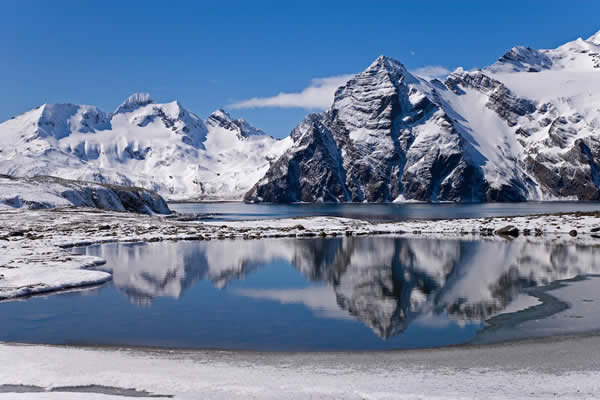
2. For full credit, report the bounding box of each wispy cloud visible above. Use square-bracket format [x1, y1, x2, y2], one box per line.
[228, 74, 354, 110]
[229, 66, 450, 110]
[411, 65, 451, 80]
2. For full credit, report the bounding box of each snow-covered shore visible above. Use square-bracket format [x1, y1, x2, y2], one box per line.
[1, 332, 599, 399]
[1, 207, 599, 300]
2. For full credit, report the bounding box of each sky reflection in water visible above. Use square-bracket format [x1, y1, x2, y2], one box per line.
[1, 236, 599, 351]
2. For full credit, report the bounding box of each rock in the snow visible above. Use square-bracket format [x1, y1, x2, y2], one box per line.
[495, 225, 519, 237]
[0, 175, 171, 214]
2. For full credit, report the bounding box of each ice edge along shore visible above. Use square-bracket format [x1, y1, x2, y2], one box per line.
[1, 208, 599, 300]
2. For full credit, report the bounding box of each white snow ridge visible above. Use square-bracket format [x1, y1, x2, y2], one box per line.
[0, 94, 291, 201]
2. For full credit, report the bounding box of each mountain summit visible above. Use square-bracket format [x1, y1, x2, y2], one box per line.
[114, 92, 154, 114]
[0, 96, 291, 200]
[246, 32, 600, 203]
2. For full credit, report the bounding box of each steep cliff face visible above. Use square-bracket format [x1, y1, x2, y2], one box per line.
[245, 56, 531, 203]
[247, 30, 600, 203]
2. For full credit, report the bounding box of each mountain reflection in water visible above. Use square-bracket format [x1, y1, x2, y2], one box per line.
[84, 237, 600, 339]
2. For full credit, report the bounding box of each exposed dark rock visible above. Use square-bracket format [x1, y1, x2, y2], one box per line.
[0, 175, 171, 214]
[496, 225, 519, 237]
[246, 56, 526, 203]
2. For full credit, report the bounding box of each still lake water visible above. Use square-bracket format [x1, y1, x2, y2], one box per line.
[169, 201, 600, 222]
[1, 236, 599, 351]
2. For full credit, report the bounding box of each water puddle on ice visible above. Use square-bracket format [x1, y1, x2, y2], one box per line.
[1, 237, 600, 351]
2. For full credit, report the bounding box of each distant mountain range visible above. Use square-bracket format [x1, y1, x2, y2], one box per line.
[2, 30, 600, 202]
[0, 94, 290, 200]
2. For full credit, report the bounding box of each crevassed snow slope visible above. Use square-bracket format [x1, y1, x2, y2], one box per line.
[0, 94, 291, 200]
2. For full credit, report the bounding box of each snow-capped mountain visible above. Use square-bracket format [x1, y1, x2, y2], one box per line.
[246, 30, 600, 202]
[0, 94, 291, 200]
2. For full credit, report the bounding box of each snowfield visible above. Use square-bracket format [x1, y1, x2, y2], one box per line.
[1, 207, 599, 300]
[0, 333, 599, 399]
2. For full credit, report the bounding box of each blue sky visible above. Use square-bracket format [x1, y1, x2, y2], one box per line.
[1, 0, 599, 138]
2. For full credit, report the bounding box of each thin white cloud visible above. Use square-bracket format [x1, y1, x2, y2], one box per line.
[229, 74, 355, 110]
[411, 65, 451, 80]
[229, 66, 450, 109]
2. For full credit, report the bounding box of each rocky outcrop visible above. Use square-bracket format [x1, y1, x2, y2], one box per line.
[0, 175, 171, 214]
[485, 46, 553, 73]
[205, 109, 268, 139]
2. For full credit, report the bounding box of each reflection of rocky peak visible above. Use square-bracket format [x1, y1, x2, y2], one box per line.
[319, 238, 460, 338]
[96, 237, 600, 339]
[99, 240, 297, 303]
[290, 237, 600, 336]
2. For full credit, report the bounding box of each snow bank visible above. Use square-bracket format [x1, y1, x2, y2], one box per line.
[0, 333, 599, 399]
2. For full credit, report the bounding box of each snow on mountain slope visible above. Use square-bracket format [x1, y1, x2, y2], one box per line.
[0, 95, 291, 200]
[458, 31, 600, 200]
[246, 56, 531, 202]
[247, 30, 600, 203]
[3, 30, 599, 203]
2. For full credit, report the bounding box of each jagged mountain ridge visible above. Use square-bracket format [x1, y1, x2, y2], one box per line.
[246, 30, 600, 202]
[0, 94, 291, 200]
[2, 29, 600, 203]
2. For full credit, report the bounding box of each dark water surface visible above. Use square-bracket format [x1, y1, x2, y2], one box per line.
[1, 237, 599, 351]
[169, 201, 600, 222]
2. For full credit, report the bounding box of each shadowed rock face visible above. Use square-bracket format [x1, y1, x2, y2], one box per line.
[0, 175, 171, 214]
[245, 56, 502, 203]
[247, 34, 600, 203]
[450, 69, 600, 202]
[525, 138, 600, 200]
